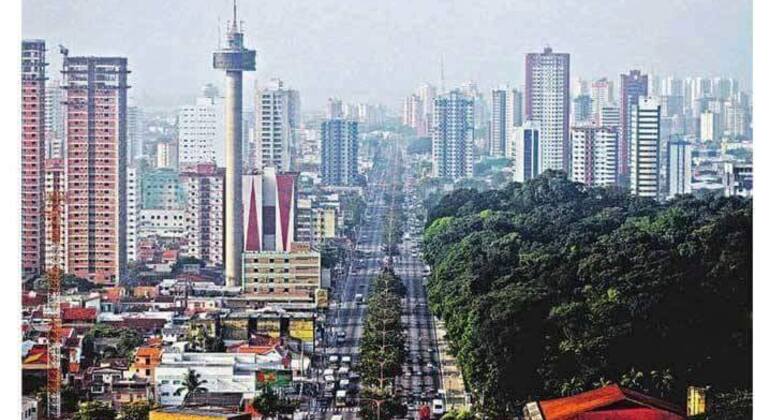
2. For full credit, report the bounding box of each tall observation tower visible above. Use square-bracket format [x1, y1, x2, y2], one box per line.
[213, 0, 256, 288]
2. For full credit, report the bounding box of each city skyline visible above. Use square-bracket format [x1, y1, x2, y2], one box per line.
[23, 0, 752, 111]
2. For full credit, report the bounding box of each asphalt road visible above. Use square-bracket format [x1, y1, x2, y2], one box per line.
[308, 148, 442, 419]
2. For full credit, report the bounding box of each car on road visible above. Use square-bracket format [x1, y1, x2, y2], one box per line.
[432, 399, 445, 416]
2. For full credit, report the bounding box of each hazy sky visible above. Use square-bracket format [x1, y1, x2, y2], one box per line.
[23, 0, 752, 112]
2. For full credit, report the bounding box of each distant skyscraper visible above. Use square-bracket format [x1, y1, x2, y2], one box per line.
[507, 88, 524, 129]
[255, 79, 299, 171]
[62, 53, 129, 284]
[156, 141, 179, 169]
[418, 83, 437, 130]
[180, 163, 224, 267]
[489, 89, 508, 157]
[21, 40, 47, 278]
[321, 119, 359, 186]
[620, 70, 649, 182]
[326, 98, 344, 119]
[525, 47, 570, 172]
[599, 106, 621, 129]
[178, 85, 225, 166]
[432, 90, 474, 180]
[723, 100, 749, 138]
[591, 77, 614, 122]
[570, 126, 618, 187]
[629, 97, 661, 200]
[667, 140, 692, 198]
[511, 122, 541, 183]
[127, 106, 144, 164]
[572, 95, 593, 125]
[126, 166, 139, 263]
[402, 94, 427, 136]
[699, 110, 721, 142]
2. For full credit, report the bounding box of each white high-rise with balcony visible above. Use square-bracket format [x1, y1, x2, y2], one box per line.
[525, 47, 570, 172]
[630, 97, 662, 199]
[432, 90, 474, 180]
[178, 84, 225, 166]
[255, 79, 300, 172]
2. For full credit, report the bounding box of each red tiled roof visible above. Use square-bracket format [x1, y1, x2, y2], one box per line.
[22, 292, 46, 307]
[62, 307, 97, 322]
[537, 385, 686, 420]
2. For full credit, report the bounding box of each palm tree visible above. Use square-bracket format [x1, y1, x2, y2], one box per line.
[174, 369, 209, 406]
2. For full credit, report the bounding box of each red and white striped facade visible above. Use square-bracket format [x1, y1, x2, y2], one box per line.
[62, 55, 129, 284]
[242, 168, 296, 253]
[21, 40, 47, 278]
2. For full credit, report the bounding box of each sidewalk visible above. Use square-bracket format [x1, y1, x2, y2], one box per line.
[433, 317, 470, 411]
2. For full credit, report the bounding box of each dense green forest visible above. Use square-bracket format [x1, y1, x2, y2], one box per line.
[423, 171, 751, 418]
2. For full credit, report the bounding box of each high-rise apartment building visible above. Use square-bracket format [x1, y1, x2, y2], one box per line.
[525, 47, 570, 172]
[599, 105, 621, 128]
[126, 166, 139, 263]
[570, 126, 618, 187]
[156, 140, 179, 169]
[489, 89, 508, 157]
[667, 140, 692, 198]
[321, 119, 359, 186]
[507, 88, 524, 129]
[21, 40, 47, 278]
[629, 97, 661, 200]
[699, 110, 721, 142]
[418, 83, 437, 130]
[511, 122, 541, 183]
[591, 77, 614, 122]
[255, 79, 299, 172]
[432, 90, 474, 180]
[62, 53, 129, 284]
[127, 106, 144, 164]
[326, 98, 343, 119]
[180, 163, 224, 267]
[402, 94, 427, 137]
[178, 85, 225, 166]
[44, 159, 65, 272]
[620, 70, 649, 182]
[572, 95, 593, 125]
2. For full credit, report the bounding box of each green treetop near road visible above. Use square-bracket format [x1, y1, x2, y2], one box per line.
[422, 171, 752, 419]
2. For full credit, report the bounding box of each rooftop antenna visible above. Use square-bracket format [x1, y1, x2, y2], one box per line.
[217, 16, 221, 48]
[232, 0, 238, 32]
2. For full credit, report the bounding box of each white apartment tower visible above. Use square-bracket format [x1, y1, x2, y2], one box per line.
[180, 163, 225, 267]
[667, 140, 692, 198]
[432, 90, 474, 180]
[570, 126, 619, 187]
[255, 79, 299, 172]
[525, 47, 571, 172]
[178, 84, 225, 166]
[490, 89, 508, 157]
[512, 122, 541, 183]
[630, 97, 662, 199]
[126, 166, 139, 262]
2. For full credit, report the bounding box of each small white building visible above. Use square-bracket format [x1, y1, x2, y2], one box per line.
[155, 351, 289, 406]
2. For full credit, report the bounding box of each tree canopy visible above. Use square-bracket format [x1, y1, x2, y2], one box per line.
[423, 171, 751, 418]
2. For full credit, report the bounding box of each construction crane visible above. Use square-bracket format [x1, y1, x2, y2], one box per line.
[44, 190, 63, 419]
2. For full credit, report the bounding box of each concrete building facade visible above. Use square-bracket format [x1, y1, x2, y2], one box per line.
[22, 40, 47, 278]
[62, 54, 129, 284]
[525, 47, 570, 172]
